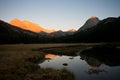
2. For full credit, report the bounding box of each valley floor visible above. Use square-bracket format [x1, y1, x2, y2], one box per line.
[0, 43, 120, 80]
[1, 43, 119, 51]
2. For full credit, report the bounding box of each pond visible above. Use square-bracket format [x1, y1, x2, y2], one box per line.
[39, 47, 120, 80]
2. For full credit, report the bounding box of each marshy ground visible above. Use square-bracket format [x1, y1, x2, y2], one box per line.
[0, 43, 120, 80]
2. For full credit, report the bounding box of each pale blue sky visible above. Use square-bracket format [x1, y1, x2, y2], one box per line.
[0, 0, 120, 30]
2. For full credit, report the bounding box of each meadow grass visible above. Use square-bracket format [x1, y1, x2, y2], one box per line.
[0, 43, 120, 80]
[0, 44, 76, 80]
[0, 51, 74, 80]
[0, 43, 111, 51]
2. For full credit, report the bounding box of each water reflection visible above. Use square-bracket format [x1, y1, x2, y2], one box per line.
[80, 46, 120, 76]
[80, 54, 107, 75]
[87, 66, 107, 75]
[69, 56, 74, 59]
[45, 53, 57, 59]
[80, 46, 120, 67]
[39, 46, 120, 80]
[45, 53, 57, 62]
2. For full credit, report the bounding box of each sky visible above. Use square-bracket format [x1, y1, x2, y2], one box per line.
[0, 0, 120, 31]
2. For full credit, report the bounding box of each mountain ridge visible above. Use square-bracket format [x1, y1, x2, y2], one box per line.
[0, 16, 120, 44]
[73, 16, 120, 42]
[10, 18, 55, 33]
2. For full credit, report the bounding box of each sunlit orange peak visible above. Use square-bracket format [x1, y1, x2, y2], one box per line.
[9, 18, 56, 33]
[90, 16, 97, 19]
[67, 29, 76, 32]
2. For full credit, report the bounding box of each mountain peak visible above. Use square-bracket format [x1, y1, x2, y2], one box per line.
[9, 18, 56, 33]
[10, 18, 26, 29]
[90, 16, 97, 19]
[12, 18, 21, 21]
[66, 29, 76, 32]
[23, 20, 30, 22]
[77, 16, 100, 32]
[10, 18, 22, 23]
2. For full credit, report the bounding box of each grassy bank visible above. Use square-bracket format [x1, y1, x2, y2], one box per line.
[0, 51, 74, 80]
[0, 44, 75, 80]
[0, 43, 114, 51]
[0, 43, 120, 80]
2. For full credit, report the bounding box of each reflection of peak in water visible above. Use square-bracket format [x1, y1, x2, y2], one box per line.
[80, 46, 120, 67]
[87, 67, 107, 75]
[83, 56, 102, 67]
[45, 54, 57, 59]
[84, 57, 107, 75]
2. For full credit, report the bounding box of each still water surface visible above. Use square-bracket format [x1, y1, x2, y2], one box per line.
[39, 48, 120, 80]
